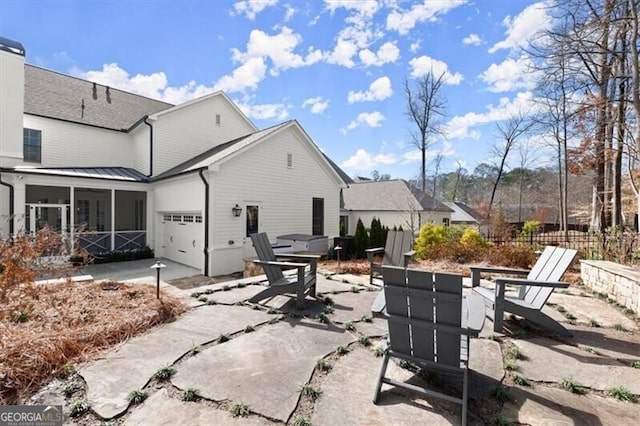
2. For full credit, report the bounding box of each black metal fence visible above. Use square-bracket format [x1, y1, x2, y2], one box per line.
[486, 231, 640, 264]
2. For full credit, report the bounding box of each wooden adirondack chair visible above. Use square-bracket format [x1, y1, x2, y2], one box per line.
[248, 232, 319, 309]
[366, 230, 415, 285]
[470, 246, 577, 336]
[373, 266, 484, 426]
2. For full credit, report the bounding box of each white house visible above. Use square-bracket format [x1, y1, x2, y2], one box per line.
[444, 202, 482, 228]
[341, 179, 453, 235]
[0, 37, 348, 276]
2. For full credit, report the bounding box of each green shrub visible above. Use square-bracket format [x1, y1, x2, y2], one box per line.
[415, 223, 450, 258]
[369, 217, 384, 248]
[354, 218, 369, 259]
[520, 220, 542, 240]
[460, 227, 487, 247]
[91, 246, 154, 264]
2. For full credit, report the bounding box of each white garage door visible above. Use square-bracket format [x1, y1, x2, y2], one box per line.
[161, 213, 203, 269]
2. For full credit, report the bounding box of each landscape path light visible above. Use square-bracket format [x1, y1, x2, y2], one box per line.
[150, 260, 167, 299]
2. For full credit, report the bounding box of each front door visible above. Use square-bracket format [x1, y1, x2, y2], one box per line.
[243, 203, 261, 258]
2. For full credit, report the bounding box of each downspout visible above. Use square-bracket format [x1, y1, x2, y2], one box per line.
[0, 173, 15, 236]
[198, 169, 210, 276]
[144, 116, 154, 177]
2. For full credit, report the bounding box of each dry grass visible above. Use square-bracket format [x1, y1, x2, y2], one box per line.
[0, 280, 187, 404]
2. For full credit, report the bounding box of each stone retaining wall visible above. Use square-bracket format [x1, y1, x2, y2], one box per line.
[580, 260, 640, 312]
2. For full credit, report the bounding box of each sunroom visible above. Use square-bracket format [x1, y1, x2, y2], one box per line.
[5, 167, 150, 255]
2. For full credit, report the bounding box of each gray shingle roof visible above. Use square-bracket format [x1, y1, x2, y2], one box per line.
[342, 180, 453, 212]
[24, 65, 173, 131]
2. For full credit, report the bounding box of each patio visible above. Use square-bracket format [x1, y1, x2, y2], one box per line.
[29, 265, 640, 425]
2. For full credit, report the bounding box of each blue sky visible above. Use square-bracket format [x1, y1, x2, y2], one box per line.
[0, 0, 551, 180]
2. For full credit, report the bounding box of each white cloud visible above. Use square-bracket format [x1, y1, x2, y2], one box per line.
[462, 33, 482, 46]
[445, 91, 536, 139]
[386, 0, 467, 35]
[79, 63, 215, 104]
[347, 76, 392, 103]
[283, 5, 296, 21]
[340, 148, 397, 171]
[233, 0, 278, 20]
[325, 38, 358, 68]
[324, 0, 379, 17]
[479, 56, 539, 92]
[408, 55, 463, 85]
[409, 40, 421, 53]
[232, 27, 322, 75]
[302, 97, 329, 114]
[343, 111, 385, 133]
[235, 98, 289, 120]
[489, 1, 550, 53]
[359, 41, 400, 67]
[213, 57, 267, 93]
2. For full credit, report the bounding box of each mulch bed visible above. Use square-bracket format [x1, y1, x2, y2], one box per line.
[0, 280, 188, 405]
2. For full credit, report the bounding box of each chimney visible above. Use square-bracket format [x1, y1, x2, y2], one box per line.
[0, 36, 26, 168]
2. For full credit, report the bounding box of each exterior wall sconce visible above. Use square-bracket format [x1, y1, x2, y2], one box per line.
[232, 204, 243, 217]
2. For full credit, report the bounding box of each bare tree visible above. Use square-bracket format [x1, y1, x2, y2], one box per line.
[452, 160, 467, 201]
[404, 71, 448, 192]
[431, 153, 443, 197]
[487, 112, 535, 221]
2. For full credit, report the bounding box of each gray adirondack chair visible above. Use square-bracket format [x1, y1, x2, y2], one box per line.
[470, 246, 577, 336]
[373, 266, 484, 426]
[248, 232, 319, 309]
[366, 230, 415, 284]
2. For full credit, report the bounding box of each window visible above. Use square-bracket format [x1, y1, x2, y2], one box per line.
[23, 128, 41, 163]
[442, 217, 450, 227]
[183, 215, 194, 223]
[339, 215, 349, 236]
[246, 205, 259, 237]
[215, 114, 221, 125]
[287, 153, 293, 168]
[134, 199, 145, 229]
[195, 215, 203, 223]
[312, 198, 324, 235]
[163, 214, 171, 222]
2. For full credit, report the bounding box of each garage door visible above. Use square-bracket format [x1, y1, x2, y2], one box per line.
[161, 213, 203, 269]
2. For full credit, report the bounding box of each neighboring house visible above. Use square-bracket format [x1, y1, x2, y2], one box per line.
[0, 37, 348, 276]
[444, 202, 482, 228]
[341, 179, 453, 235]
[497, 204, 590, 232]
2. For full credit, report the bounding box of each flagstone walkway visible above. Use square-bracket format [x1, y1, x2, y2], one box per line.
[29, 269, 640, 425]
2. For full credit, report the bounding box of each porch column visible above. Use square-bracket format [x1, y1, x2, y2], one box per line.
[70, 186, 75, 251]
[13, 179, 26, 234]
[111, 189, 115, 251]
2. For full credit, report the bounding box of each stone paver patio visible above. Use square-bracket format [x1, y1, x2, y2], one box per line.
[30, 269, 640, 425]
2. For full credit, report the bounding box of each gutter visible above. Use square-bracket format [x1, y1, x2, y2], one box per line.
[198, 169, 210, 276]
[144, 116, 154, 177]
[0, 173, 14, 235]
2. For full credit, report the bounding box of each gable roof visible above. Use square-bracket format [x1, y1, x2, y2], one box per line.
[152, 121, 292, 181]
[342, 180, 453, 212]
[24, 65, 173, 131]
[152, 120, 350, 186]
[445, 202, 482, 223]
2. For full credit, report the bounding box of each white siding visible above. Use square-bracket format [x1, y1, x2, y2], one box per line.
[208, 126, 342, 275]
[0, 49, 24, 166]
[22, 116, 132, 168]
[348, 210, 452, 236]
[131, 125, 150, 176]
[151, 95, 255, 176]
